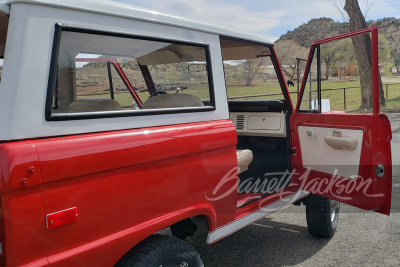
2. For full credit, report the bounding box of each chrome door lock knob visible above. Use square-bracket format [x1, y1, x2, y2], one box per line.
[306, 130, 316, 138]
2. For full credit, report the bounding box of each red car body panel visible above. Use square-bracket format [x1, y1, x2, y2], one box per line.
[0, 142, 49, 267]
[28, 120, 238, 266]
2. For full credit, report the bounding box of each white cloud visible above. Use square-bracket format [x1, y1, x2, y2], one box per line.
[115, 0, 285, 41]
[114, 0, 400, 42]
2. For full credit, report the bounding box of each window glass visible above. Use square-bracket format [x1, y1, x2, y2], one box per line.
[220, 37, 285, 102]
[223, 57, 284, 101]
[147, 62, 210, 101]
[320, 35, 366, 113]
[50, 29, 213, 117]
[298, 33, 379, 114]
[299, 48, 319, 112]
[73, 55, 142, 111]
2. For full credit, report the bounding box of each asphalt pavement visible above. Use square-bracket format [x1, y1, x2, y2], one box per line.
[194, 113, 400, 267]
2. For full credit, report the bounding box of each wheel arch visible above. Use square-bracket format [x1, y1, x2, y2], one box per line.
[112, 205, 216, 265]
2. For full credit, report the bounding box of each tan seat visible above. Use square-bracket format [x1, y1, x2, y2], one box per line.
[237, 149, 253, 174]
[69, 97, 122, 113]
[142, 93, 204, 109]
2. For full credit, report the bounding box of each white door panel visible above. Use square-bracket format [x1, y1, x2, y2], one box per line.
[298, 126, 364, 179]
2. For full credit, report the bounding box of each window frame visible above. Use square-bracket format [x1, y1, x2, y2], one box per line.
[296, 45, 321, 113]
[45, 23, 216, 121]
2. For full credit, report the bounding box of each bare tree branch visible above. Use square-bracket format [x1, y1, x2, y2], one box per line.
[364, 0, 375, 19]
[328, 0, 349, 21]
[237, 58, 265, 86]
[387, 0, 400, 15]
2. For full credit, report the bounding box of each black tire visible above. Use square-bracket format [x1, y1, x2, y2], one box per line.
[114, 234, 204, 267]
[306, 194, 340, 238]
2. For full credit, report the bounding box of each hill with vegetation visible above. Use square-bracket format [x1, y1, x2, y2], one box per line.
[277, 17, 400, 62]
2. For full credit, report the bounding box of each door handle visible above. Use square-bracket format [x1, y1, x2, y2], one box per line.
[324, 135, 358, 150]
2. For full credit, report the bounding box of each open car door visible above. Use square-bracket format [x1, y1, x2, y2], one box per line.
[290, 27, 392, 215]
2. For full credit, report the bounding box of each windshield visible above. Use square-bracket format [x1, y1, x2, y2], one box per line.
[220, 37, 286, 102]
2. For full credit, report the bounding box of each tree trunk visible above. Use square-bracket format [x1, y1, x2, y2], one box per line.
[325, 62, 330, 80]
[344, 0, 385, 109]
[282, 68, 294, 81]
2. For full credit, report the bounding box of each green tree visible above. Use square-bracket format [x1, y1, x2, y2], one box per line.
[378, 33, 391, 63]
[330, 38, 356, 79]
[320, 33, 342, 80]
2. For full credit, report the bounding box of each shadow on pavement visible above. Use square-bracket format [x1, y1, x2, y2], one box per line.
[193, 217, 329, 267]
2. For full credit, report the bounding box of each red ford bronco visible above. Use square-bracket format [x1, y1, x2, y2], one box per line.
[0, 0, 392, 266]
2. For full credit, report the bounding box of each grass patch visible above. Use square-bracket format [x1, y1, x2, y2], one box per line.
[383, 64, 393, 77]
[227, 79, 400, 112]
[78, 79, 400, 113]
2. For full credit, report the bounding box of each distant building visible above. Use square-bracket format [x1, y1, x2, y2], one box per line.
[337, 63, 358, 78]
[391, 65, 400, 74]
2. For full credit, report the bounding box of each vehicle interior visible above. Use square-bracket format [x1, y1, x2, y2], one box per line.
[219, 37, 292, 208]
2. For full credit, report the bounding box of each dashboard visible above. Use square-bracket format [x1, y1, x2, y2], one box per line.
[228, 100, 287, 138]
[230, 111, 286, 137]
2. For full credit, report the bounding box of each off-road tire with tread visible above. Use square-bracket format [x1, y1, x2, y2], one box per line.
[114, 234, 204, 267]
[306, 194, 340, 238]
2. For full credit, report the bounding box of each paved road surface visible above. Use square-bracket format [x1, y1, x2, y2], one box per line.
[194, 113, 400, 267]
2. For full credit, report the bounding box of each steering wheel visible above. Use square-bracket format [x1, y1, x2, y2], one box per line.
[148, 91, 167, 99]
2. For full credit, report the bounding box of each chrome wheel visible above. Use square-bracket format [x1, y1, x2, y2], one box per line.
[330, 201, 340, 229]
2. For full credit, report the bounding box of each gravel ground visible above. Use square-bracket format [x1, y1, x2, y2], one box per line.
[194, 113, 400, 267]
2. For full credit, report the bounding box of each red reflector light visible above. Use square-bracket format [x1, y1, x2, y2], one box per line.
[46, 207, 79, 230]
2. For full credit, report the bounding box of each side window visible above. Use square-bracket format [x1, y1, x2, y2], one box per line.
[297, 34, 373, 114]
[47, 26, 214, 120]
[298, 47, 319, 112]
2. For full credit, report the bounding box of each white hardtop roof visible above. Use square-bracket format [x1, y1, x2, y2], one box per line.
[1, 0, 274, 46]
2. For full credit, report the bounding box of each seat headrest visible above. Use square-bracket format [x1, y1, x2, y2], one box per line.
[142, 93, 205, 109]
[69, 97, 122, 113]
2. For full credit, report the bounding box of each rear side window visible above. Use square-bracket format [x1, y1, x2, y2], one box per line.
[46, 25, 214, 120]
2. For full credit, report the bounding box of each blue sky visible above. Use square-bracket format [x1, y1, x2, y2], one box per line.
[114, 0, 400, 42]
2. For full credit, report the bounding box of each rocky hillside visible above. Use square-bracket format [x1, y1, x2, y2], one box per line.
[278, 17, 400, 62]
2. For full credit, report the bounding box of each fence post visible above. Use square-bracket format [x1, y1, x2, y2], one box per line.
[386, 84, 389, 101]
[343, 88, 346, 110]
